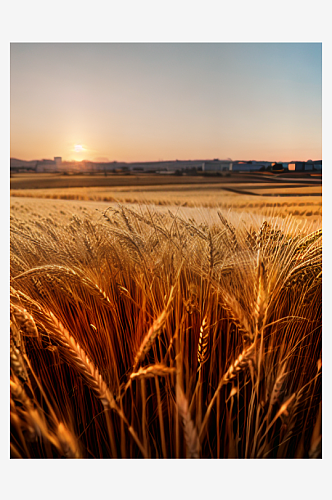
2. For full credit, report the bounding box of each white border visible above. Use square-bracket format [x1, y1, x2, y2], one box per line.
[2, 2, 330, 499]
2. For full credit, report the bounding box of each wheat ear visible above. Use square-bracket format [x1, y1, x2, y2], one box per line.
[57, 423, 81, 458]
[10, 303, 39, 338]
[46, 311, 116, 410]
[221, 290, 254, 341]
[197, 317, 209, 372]
[254, 258, 268, 336]
[133, 286, 174, 371]
[44, 311, 147, 457]
[130, 364, 176, 381]
[176, 384, 200, 458]
[270, 366, 288, 406]
[13, 265, 113, 306]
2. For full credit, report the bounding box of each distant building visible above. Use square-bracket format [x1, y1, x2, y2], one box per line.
[54, 156, 62, 168]
[288, 161, 305, 171]
[288, 160, 322, 172]
[313, 160, 322, 171]
[202, 159, 233, 172]
[36, 156, 61, 172]
[232, 161, 272, 172]
[10, 158, 37, 172]
[36, 159, 56, 172]
[305, 160, 322, 171]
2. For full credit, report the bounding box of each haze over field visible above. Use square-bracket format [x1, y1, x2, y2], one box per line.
[10, 43, 322, 163]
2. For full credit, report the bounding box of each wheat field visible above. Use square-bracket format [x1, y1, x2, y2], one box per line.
[11, 184, 322, 222]
[10, 202, 322, 459]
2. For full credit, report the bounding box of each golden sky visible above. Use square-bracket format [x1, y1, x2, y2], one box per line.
[10, 43, 322, 162]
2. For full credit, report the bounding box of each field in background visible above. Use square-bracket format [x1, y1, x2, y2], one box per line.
[11, 171, 320, 190]
[11, 171, 322, 225]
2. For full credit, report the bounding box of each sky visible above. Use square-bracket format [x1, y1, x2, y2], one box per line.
[10, 43, 322, 162]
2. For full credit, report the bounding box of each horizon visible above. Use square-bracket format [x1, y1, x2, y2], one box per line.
[11, 155, 322, 164]
[10, 43, 322, 162]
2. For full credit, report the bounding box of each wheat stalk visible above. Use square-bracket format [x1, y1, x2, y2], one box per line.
[11, 376, 53, 445]
[308, 402, 322, 458]
[11, 375, 82, 457]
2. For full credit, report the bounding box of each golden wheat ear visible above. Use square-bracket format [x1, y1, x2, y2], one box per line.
[133, 310, 167, 372]
[42, 311, 148, 457]
[197, 316, 209, 372]
[10, 304, 39, 382]
[176, 384, 200, 458]
[253, 257, 268, 338]
[130, 364, 176, 381]
[133, 286, 175, 371]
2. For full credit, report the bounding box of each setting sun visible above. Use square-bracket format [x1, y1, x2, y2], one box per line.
[74, 144, 83, 153]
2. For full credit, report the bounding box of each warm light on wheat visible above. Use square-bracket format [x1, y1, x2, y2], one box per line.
[10, 204, 321, 458]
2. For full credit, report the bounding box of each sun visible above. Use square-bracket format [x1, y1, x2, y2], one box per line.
[74, 144, 83, 153]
